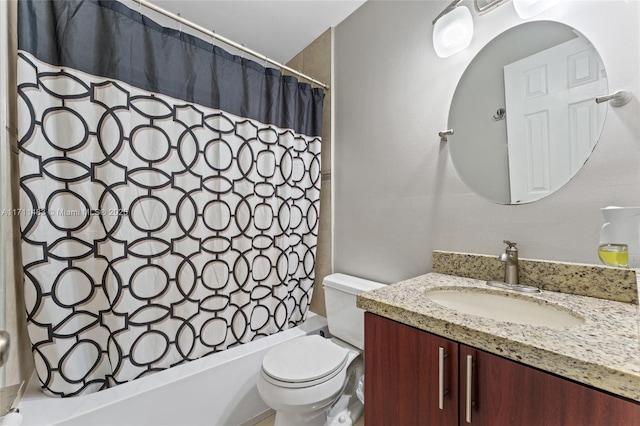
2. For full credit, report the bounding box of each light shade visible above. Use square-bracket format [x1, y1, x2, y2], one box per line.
[513, 0, 562, 19]
[433, 6, 474, 58]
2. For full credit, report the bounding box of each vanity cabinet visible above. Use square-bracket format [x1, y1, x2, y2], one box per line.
[364, 313, 640, 425]
[363, 311, 459, 424]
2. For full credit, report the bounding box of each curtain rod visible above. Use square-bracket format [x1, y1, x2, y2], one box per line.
[134, 0, 330, 90]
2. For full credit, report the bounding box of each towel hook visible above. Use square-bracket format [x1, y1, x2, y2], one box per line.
[439, 129, 454, 142]
[595, 90, 632, 107]
[492, 107, 506, 121]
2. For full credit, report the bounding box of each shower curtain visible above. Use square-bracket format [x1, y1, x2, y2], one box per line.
[17, 0, 323, 397]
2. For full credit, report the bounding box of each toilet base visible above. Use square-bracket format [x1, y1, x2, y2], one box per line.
[273, 409, 327, 426]
[271, 389, 363, 426]
[326, 393, 363, 426]
[258, 338, 364, 426]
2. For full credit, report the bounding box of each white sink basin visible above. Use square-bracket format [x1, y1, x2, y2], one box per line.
[426, 289, 585, 328]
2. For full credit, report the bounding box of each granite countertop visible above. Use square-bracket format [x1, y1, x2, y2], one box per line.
[356, 272, 640, 402]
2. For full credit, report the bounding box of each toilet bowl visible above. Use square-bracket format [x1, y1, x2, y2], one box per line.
[257, 335, 363, 425]
[256, 274, 385, 426]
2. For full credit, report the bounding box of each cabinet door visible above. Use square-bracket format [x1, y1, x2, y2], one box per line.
[364, 313, 459, 425]
[460, 345, 640, 426]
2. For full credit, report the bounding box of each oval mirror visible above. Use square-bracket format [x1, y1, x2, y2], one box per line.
[448, 21, 608, 204]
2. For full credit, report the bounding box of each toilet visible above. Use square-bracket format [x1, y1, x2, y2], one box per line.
[257, 273, 385, 426]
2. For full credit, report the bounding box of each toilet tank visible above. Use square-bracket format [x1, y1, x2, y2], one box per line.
[323, 273, 386, 350]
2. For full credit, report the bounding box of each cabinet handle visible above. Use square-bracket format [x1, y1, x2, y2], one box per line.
[465, 354, 473, 423]
[438, 346, 446, 410]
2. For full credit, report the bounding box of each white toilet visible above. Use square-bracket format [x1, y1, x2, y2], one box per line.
[257, 273, 385, 426]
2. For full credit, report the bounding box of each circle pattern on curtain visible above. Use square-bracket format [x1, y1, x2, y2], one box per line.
[18, 53, 321, 397]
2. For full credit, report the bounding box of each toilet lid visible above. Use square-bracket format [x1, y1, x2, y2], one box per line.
[261, 335, 349, 385]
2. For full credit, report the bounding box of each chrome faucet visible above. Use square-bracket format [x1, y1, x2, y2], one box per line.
[487, 240, 540, 293]
[499, 240, 519, 285]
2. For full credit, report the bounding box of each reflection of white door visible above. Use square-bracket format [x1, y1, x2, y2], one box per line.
[504, 36, 607, 203]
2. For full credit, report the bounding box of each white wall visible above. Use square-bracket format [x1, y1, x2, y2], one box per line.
[334, 0, 640, 284]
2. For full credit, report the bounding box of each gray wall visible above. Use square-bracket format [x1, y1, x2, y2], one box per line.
[334, 0, 640, 284]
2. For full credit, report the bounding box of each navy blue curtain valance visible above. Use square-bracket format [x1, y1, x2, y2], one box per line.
[18, 0, 324, 136]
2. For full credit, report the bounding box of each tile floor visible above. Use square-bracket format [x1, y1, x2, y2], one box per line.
[254, 413, 365, 425]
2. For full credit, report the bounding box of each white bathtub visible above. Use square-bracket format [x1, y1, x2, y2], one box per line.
[17, 313, 328, 426]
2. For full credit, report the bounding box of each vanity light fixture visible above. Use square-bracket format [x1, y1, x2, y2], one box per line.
[513, 0, 562, 19]
[432, 0, 474, 58]
[475, 0, 511, 15]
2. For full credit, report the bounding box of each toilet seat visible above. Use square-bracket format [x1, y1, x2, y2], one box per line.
[261, 335, 350, 389]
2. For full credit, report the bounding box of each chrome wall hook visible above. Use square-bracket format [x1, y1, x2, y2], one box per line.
[492, 107, 506, 121]
[439, 129, 454, 142]
[595, 90, 632, 107]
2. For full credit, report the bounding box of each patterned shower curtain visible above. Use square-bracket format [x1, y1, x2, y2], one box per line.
[17, 0, 323, 397]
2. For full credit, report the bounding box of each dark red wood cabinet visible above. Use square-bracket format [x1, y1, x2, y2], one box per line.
[364, 313, 640, 426]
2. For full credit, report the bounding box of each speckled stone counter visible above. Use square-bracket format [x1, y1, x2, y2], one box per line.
[356, 273, 640, 402]
[433, 250, 638, 304]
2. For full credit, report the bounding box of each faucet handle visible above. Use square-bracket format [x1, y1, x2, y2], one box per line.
[503, 240, 517, 249]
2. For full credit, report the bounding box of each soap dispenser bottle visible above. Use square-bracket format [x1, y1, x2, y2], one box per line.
[599, 206, 640, 267]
